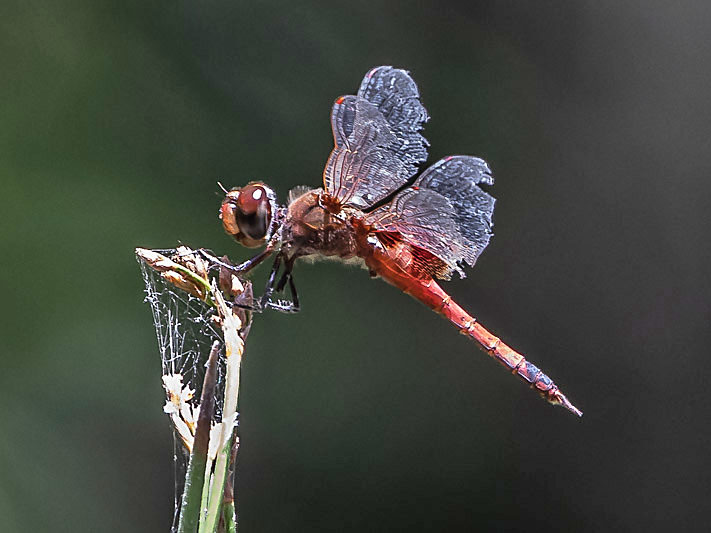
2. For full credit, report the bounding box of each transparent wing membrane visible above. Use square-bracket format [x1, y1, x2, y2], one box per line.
[414, 156, 495, 267]
[366, 156, 495, 278]
[357, 66, 429, 172]
[329, 95, 357, 148]
[365, 188, 464, 279]
[324, 98, 407, 207]
[325, 68, 494, 276]
[324, 66, 429, 209]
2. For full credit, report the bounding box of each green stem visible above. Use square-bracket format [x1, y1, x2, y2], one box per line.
[201, 433, 234, 533]
[170, 263, 216, 306]
[197, 457, 214, 531]
[222, 500, 237, 533]
[177, 341, 220, 533]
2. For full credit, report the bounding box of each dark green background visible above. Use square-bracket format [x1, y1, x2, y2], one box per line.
[2, 1, 709, 531]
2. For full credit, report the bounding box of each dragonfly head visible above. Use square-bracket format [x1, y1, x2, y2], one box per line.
[220, 182, 278, 248]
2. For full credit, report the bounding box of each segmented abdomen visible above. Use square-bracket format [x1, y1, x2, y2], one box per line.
[366, 250, 582, 416]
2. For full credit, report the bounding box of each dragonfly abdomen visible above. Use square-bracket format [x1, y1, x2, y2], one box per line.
[432, 284, 582, 416]
[372, 257, 582, 416]
[458, 317, 580, 413]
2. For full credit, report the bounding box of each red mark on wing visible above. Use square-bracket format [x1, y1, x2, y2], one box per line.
[336, 96, 345, 105]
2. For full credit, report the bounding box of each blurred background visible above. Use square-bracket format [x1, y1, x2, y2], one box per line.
[2, 1, 710, 531]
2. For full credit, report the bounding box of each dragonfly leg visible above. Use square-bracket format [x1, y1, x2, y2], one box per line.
[225, 253, 282, 313]
[258, 253, 283, 308]
[275, 255, 296, 292]
[265, 299, 299, 313]
[287, 274, 300, 312]
[267, 274, 300, 313]
[224, 253, 298, 314]
[198, 247, 273, 274]
[266, 257, 300, 313]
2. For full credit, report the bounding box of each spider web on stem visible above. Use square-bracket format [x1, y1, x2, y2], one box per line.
[138, 248, 234, 531]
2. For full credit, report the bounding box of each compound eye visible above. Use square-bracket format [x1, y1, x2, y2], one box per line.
[235, 184, 271, 241]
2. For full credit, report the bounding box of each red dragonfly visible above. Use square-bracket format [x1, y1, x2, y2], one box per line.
[219, 66, 582, 416]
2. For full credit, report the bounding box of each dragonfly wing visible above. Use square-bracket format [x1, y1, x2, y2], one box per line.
[414, 155, 495, 268]
[323, 97, 403, 208]
[329, 95, 358, 148]
[365, 188, 467, 279]
[357, 66, 429, 172]
[365, 156, 495, 279]
[323, 67, 429, 209]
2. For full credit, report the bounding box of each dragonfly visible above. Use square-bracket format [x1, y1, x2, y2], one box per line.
[218, 66, 582, 416]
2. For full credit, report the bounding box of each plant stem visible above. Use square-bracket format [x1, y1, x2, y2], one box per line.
[197, 457, 214, 531]
[177, 341, 221, 533]
[201, 290, 243, 533]
[223, 500, 237, 533]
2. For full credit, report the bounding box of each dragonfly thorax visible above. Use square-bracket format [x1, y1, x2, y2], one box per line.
[281, 189, 360, 261]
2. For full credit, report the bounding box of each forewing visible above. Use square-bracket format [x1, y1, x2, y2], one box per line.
[323, 98, 404, 208]
[365, 155, 496, 278]
[323, 66, 429, 209]
[357, 66, 429, 172]
[329, 95, 357, 148]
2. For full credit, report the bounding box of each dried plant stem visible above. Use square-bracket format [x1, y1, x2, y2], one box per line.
[200, 289, 243, 533]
